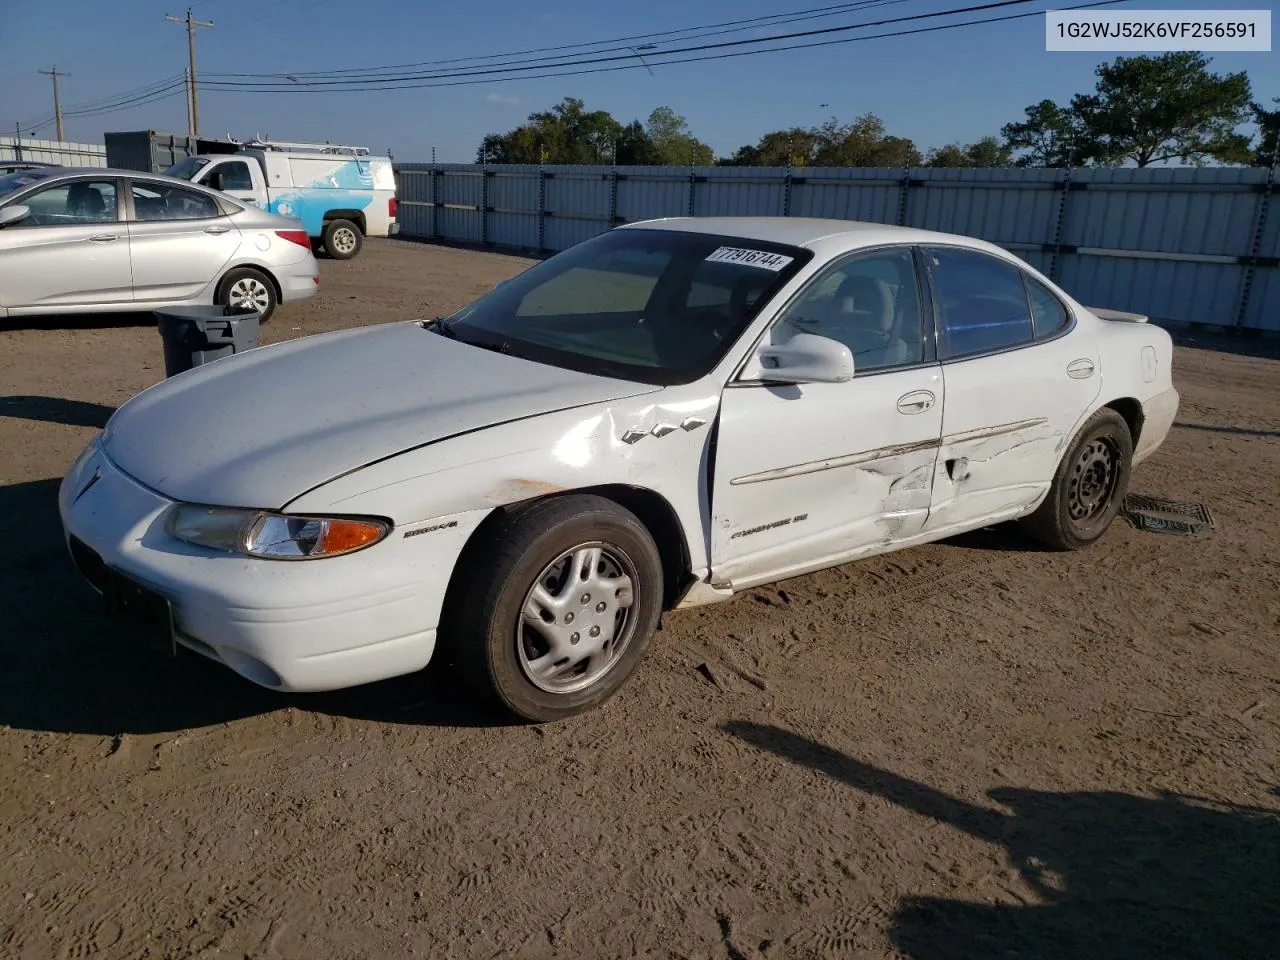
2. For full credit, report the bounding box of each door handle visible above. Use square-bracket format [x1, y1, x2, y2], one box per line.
[204, 225, 231, 235]
[1067, 358, 1095, 379]
[87, 234, 118, 243]
[896, 390, 936, 414]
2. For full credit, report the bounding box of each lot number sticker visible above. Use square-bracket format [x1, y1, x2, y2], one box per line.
[705, 246, 794, 271]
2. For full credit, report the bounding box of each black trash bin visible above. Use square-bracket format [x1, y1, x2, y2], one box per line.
[155, 304, 261, 378]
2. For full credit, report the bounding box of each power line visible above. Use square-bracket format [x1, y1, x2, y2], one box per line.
[62, 80, 189, 119]
[204, 0, 910, 79]
[199, 0, 1131, 96]
[200, 0, 1131, 92]
[165, 8, 214, 135]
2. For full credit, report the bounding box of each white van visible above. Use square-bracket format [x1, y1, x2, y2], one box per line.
[166, 140, 396, 260]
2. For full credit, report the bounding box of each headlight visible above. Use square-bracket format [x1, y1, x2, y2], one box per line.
[167, 505, 390, 559]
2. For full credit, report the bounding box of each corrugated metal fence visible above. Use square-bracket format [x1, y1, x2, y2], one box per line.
[0, 136, 106, 167]
[393, 163, 1280, 332]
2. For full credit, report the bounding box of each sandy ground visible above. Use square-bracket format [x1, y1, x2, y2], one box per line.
[1, 239, 1277, 960]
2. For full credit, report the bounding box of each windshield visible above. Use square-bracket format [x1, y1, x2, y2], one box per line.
[0, 170, 56, 199]
[162, 157, 210, 181]
[440, 228, 811, 385]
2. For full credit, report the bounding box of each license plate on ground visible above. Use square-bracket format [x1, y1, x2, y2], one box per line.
[105, 568, 177, 657]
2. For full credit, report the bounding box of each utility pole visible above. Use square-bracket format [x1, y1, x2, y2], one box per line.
[166, 8, 213, 137]
[38, 67, 68, 141]
[183, 67, 194, 137]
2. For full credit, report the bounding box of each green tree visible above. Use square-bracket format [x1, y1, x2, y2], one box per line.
[925, 136, 1013, 168]
[1253, 98, 1280, 168]
[1070, 52, 1253, 166]
[723, 114, 920, 168]
[1001, 99, 1089, 167]
[614, 120, 660, 165]
[813, 114, 922, 167]
[477, 97, 623, 164]
[644, 106, 714, 165]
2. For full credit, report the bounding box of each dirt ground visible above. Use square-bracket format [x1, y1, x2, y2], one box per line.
[1, 239, 1277, 960]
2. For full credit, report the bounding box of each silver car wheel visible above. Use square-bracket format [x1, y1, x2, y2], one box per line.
[227, 276, 271, 312]
[517, 542, 638, 695]
[332, 226, 358, 255]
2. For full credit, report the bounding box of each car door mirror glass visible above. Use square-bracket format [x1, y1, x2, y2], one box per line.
[0, 204, 31, 227]
[753, 332, 854, 383]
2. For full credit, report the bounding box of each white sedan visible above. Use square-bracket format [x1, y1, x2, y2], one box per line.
[59, 217, 1179, 721]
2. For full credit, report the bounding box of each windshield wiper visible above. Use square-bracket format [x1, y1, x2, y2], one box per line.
[422, 317, 516, 356]
[422, 316, 459, 339]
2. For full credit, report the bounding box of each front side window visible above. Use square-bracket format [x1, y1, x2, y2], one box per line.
[131, 182, 221, 221]
[772, 246, 925, 373]
[439, 228, 811, 385]
[12, 179, 118, 226]
[214, 161, 254, 191]
[926, 246, 1034, 359]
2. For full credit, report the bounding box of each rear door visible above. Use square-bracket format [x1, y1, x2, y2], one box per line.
[125, 178, 242, 304]
[0, 176, 132, 308]
[920, 245, 1101, 534]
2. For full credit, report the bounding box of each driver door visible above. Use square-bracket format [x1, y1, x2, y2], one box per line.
[0, 177, 132, 309]
[709, 245, 944, 589]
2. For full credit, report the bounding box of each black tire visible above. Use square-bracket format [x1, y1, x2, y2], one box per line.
[441, 495, 664, 722]
[322, 218, 362, 260]
[215, 267, 278, 324]
[1020, 407, 1133, 550]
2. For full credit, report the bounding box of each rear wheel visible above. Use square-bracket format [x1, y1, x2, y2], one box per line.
[1020, 407, 1133, 550]
[322, 218, 362, 260]
[441, 495, 664, 722]
[216, 267, 277, 323]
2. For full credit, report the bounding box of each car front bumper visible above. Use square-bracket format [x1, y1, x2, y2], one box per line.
[56, 438, 468, 693]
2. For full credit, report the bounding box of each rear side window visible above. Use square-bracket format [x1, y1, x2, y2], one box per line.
[926, 247, 1034, 359]
[131, 182, 221, 221]
[1025, 274, 1070, 339]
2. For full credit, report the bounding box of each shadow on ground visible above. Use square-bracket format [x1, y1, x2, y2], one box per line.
[1174, 420, 1280, 439]
[1168, 327, 1280, 362]
[724, 721, 1280, 960]
[1, 395, 116, 429]
[0, 478, 509, 736]
[1, 311, 159, 332]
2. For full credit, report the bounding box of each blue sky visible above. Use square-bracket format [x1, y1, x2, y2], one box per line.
[1, 0, 1276, 162]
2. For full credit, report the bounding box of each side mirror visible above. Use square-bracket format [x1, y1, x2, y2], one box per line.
[0, 204, 31, 227]
[207, 172, 224, 191]
[754, 332, 854, 383]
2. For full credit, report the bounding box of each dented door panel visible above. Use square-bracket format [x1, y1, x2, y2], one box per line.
[709, 369, 944, 587]
[925, 336, 1101, 532]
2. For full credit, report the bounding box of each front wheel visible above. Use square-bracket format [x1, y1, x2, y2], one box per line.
[216, 267, 278, 323]
[442, 495, 664, 722]
[1020, 407, 1133, 550]
[322, 219, 362, 260]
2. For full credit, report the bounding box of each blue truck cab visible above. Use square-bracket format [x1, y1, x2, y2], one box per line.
[165, 139, 396, 260]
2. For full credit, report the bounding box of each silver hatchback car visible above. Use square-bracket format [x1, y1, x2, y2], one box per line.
[0, 166, 320, 322]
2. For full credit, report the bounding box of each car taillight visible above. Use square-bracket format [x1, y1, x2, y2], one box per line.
[388, 197, 397, 220]
[275, 230, 311, 249]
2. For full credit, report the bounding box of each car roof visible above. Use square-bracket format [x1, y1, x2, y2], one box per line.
[619, 216, 1004, 254]
[7, 166, 217, 185]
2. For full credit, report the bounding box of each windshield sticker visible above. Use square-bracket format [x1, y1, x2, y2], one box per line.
[705, 246, 794, 271]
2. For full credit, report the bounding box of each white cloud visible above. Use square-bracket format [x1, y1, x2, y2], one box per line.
[485, 92, 520, 106]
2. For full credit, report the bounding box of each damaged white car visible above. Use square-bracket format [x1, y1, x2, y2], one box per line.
[59, 217, 1179, 721]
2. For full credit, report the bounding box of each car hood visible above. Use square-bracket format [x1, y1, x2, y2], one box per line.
[103, 321, 659, 508]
